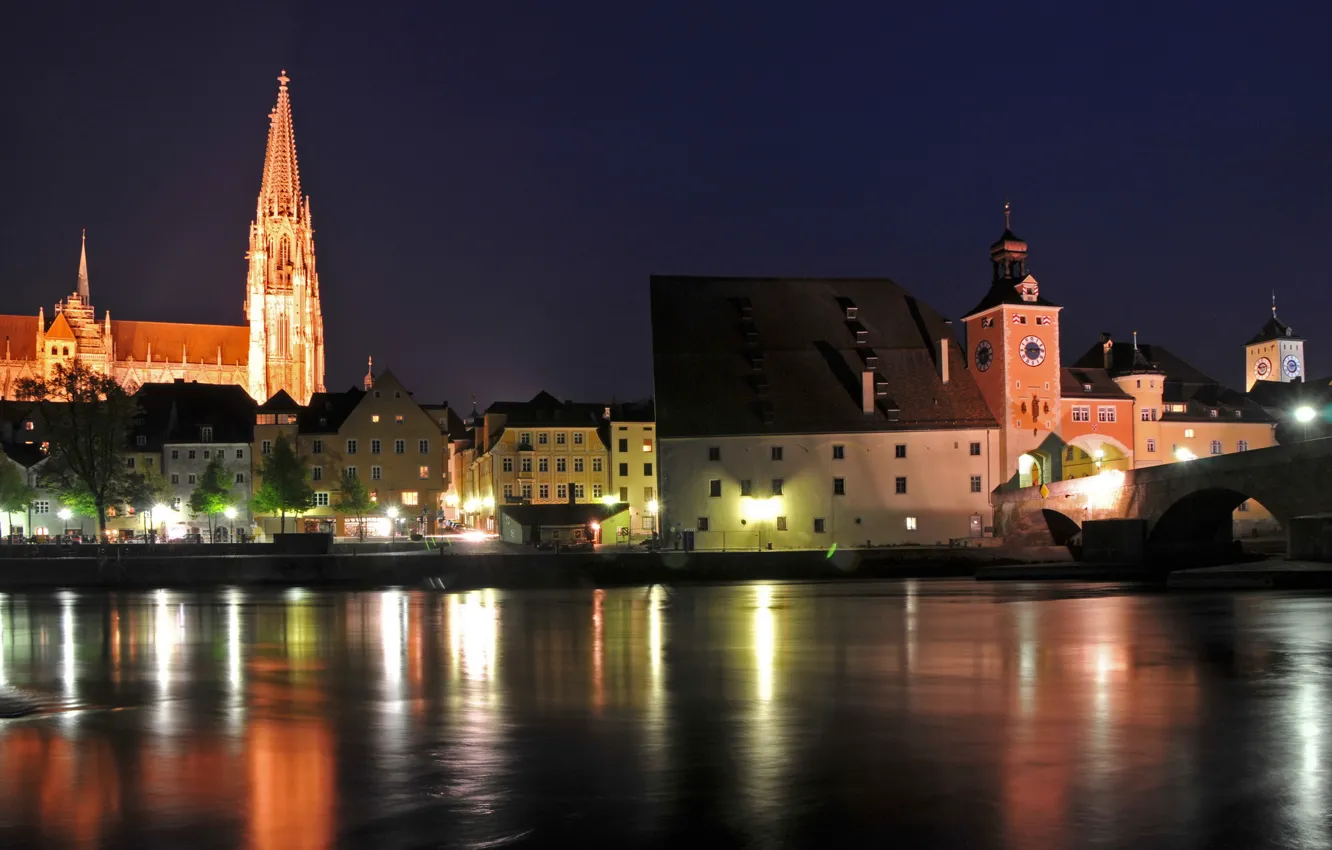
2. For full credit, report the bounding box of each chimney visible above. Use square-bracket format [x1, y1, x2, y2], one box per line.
[1101, 334, 1114, 370]
[939, 321, 951, 384]
[862, 370, 875, 416]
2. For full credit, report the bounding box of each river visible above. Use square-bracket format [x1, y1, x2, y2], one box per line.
[0, 581, 1326, 848]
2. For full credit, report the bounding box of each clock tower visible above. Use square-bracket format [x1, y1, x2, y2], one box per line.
[963, 204, 1063, 488]
[1244, 296, 1304, 391]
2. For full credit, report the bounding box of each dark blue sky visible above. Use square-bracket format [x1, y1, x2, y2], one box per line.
[3, 1, 1331, 406]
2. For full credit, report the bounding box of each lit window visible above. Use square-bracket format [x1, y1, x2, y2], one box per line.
[419, 465, 429, 480]
[313, 492, 330, 507]
[372, 415, 380, 423]
[395, 415, 404, 425]
[643, 438, 653, 452]
[1184, 429, 1195, 438]
[401, 492, 419, 506]
[906, 517, 918, 531]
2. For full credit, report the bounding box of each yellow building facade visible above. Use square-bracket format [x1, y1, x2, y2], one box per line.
[607, 404, 659, 541]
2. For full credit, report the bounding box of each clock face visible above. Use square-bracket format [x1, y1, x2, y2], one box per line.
[1254, 357, 1272, 379]
[1284, 355, 1301, 377]
[1019, 335, 1046, 367]
[975, 340, 994, 372]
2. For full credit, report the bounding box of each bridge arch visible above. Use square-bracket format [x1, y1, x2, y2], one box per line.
[1148, 487, 1274, 548]
[1060, 434, 1133, 480]
[1041, 508, 1083, 546]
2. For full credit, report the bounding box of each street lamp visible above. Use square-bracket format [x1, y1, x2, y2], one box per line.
[387, 505, 400, 543]
[224, 506, 238, 520]
[1295, 405, 1317, 423]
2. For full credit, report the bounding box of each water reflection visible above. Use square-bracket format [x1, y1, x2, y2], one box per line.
[0, 584, 1329, 846]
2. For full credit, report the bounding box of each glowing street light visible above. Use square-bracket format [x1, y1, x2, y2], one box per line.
[481, 495, 495, 510]
[57, 508, 72, 521]
[1174, 447, 1197, 462]
[1295, 405, 1317, 424]
[386, 505, 400, 543]
[601, 494, 618, 507]
[647, 499, 659, 515]
[223, 506, 238, 520]
[386, 506, 400, 519]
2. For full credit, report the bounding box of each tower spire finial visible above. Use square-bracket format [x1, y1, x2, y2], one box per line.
[1133, 330, 1139, 350]
[77, 229, 89, 301]
[1004, 198, 1012, 230]
[1272, 290, 1277, 318]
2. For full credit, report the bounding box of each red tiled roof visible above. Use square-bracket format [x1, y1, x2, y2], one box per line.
[0, 315, 37, 359]
[111, 320, 249, 365]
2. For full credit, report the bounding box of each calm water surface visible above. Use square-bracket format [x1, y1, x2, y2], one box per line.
[0, 581, 1328, 849]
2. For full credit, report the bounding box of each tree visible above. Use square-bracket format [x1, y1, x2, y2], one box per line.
[122, 466, 174, 540]
[16, 361, 139, 541]
[0, 460, 35, 539]
[336, 473, 375, 540]
[251, 434, 314, 534]
[189, 454, 233, 541]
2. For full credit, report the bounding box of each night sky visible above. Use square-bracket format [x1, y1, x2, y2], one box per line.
[4, 2, 1331, 408]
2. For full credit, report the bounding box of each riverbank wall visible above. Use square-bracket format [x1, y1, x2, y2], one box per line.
[0, 543, 1074, 591]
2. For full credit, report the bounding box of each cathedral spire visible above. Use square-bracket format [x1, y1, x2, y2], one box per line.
[258, 70, 302, 220]
[364, 356, 374, 390]
[77, 229, 89, 301]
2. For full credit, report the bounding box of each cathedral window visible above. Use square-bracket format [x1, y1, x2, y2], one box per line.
[51, 346, 57, 355]
[62, 347, 69, 356]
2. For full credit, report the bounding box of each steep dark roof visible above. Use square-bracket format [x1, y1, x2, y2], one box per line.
[258, 389, 301, 411]
[2, 442, 48, 469]
[1060, 367, 1132, 400]
[964, 276, 1058, 316]
[131, 382, 257, 447]
[299, 389, 366, 434]
[608, 398, 655, 422]
[1247, 379, 1332, 417]
[1246, 315, 1300, 346]
[649, 276, 998, 438]
[486, 391, 608, 426]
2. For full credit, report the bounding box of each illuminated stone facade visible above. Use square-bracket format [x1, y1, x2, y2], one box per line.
[0, 72, 325, 405]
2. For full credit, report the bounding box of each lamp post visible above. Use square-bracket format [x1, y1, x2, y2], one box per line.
[387, 506, 400, 543]
[1295, 405, 1316, 442]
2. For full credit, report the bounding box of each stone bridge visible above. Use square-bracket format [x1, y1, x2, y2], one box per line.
[992, 437, 1332, 550]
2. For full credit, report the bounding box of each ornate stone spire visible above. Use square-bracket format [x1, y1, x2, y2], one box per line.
[77, 229, 89, 301]
[258, 70, 303, 220]
[364, 356, 374, 390]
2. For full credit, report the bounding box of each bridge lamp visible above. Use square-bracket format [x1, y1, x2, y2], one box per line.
[1295, 405, 1317, 424]
[1174, 447, 1197, 462]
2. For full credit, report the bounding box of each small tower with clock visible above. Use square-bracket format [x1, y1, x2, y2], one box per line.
[1244, 295, 1304, 391]
[963, 203, 1064, 488]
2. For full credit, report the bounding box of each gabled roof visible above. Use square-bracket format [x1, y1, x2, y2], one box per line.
[607, 398, 655, 423]
[111, 319, 249, 365]
[259, 389, 301, 411]
[1071, 340, 1214, 384]
[0, 316, 37, 360]
[299, 388, 366, 434]
[1060, 367, 1132, 400]
[486, 391, 609, 427]
[45, 312, 76, 340]
[1246, 315, 1300, 345]
[650, 275, 997, 438]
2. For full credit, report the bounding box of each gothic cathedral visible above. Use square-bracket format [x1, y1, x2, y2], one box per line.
[0, 72, 326, 405]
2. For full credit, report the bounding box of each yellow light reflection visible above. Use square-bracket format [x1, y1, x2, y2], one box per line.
[228, 591, 242, 689]
[60, 594, 75, 698]
[449, 590, 498, 683]
[592, 589, 605, 711]
[648, 585, 664, 686]
[755, 584, 774, 702]
[381, 591, 403, 688]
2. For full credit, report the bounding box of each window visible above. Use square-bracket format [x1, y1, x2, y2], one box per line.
[503, 484, 514, 498]
[643, 462, 652, 476]
[970, 442, 982, 456]
[549, 457, 561, 473]
[1066, 446, 1076, 461]
[419, 439, 429, 454]
[394, 439, 405, 454]
[188, 449, 197, 459]
[1237, 440, 1249, 452]
[279, 414, 297, 426]
[1141, 408, 1158, 422]
[539, 457, 549, 472]
[1097, 406, 1117, 423]
[905, 517, 918, 531]
[502, 457, 513, 472]
[235, 449, 244, 459]
[616, 438, 628, 452]
[574, 484, 585, 499]
[592, 457, 603, 472]
[257, 413, 276, 425]
[371, 466, 382, 480]
[34, 500, 50, 514]
[1237, 501, 1250, 512]
[894, 444, 906, 459]
[771, 446, 783, 461]
[345, 467, 357, 479]
[172, 449, 180, 459]
[312, 439, 322, 454]
[203, 450, 211, 459]
[772, 478, 784, 496]
[708, 447, 721, 462]
[643, 438, 653, 453]
[1072, 406, 1091, 423]
[200, 426, 213, 442]
[171, 474, 179, 484]
[776, 516, 787, 531]
[401, 491, 419, 506]
[395, 415, 404, 425]
[574, 458, 585, 472]
[371, 415, 380, 423]
[619, 487, 629, 502]
[618, 462, 628, 476]
[1184, 428, 1195, 438]
[188, 474, 197, 485]
[741, 479, 753, 497]
[521, 483, 532, 499]
[833, 477, 845, 495]
[171, 498, 182, 511]
[895, 476, 907, 495]
[235, 473, 245, 484]
[1210, 440, 1222, 455]
[556, 432, 567, 445]
[314, 492, 330, 507]
[1208, 409, 1218, 419]
[538, 432, 549, 445]
[347, 439, 358, 454]
[521, 457, 533, 473]
[698, 517, 710, 532]
[574, 433, 585, 445]
[833, 445, 845, 460]
[419, 465, 429, 480]
[521, 432, 532, 446]
[970, 475, 983, 493]
[126, 457, 136, 469]
[642, 515, 656, 531]
[371, 439, 381, 454]
[557, 484, 568, 499]
[539, 484, 550, 499]
[813, 518, 826, 534]
[312, 466, 323, 481]
[645, 486, 654, 501]
[1146, 438, 1157, 453]
[136, 435, 146, 447]
[709, 479, 722, 497]
[593, 484, 603, 498]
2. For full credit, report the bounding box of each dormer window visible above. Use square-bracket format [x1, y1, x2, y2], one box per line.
[864, 353, 879, 370]
[1020, 284, 1039, 302]
[854, 328, 868, 345]
[845, 306, 858, 321]
[750, 354, 764, 372]
[738, 296, 753, 319]
[1083, 383, 1092, 392]
[1208, 409, 1218, 418]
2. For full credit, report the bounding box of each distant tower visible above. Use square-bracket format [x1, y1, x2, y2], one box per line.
[245, 70, 326, 404]
[363, 355, 374, 390]
[1244, 293, 1304, 391]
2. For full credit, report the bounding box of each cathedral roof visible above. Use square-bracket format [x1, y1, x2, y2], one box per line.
[111, 320, 249, 365]
[0, 315, 38, 359]
[1245, 315, 1299, 345]
[45, 312, 76, 340]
